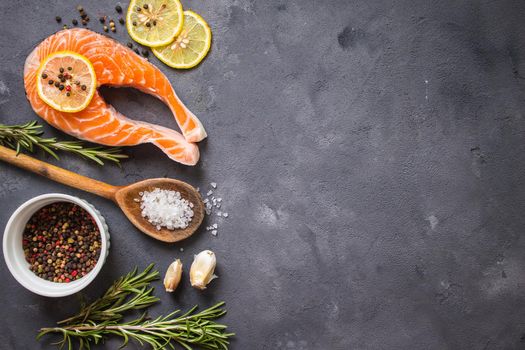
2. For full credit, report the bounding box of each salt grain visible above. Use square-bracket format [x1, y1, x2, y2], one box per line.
[140, 188, 194, 230]
[210, 182, 217, 188]
[207, 190, 213, 196]
[211, 230, 218, 236]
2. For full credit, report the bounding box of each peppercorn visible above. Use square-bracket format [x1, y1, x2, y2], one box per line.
[119, 17, 125, 25]
[55, 81, 60, 88]
[81, 85, 87, 90]
[63, 25, 68, 29]
[77, 5, 84, 12]
[99, 16, 106, 23]
[111, 26, 116, 32]
[82, 19, 87, 25]
[146, 22, 151, 27]
[132, 21, 137, 26]
[142, 49, 149, 57]
[134, 48, 140, 54]
[143, 4, 148, 9]
[48, 80, 54, 85]
[136, 6, 141, 11]
[41, 73, 48, 79]
[59, 85, 65, 90]
[55, 16, 62, 23]
[67, 66, 72, 71]
[103, 25, 109, 32]
[66, 92, 71, 97]
[72, 19, 78, 25]
[22, 202, 101, 283]
[152, 20, 157, 26]
[115, 5, 122, 13]
[127, 42, 133, 48]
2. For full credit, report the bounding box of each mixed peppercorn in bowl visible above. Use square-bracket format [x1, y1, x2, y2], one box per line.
[3, 193, 110, 297]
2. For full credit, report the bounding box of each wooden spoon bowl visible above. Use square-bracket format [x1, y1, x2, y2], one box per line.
[116, 178, 204, 242]
[0, 146, 204, 243]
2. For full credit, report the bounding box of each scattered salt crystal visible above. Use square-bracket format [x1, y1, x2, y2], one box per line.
[180, 247, 184, 252]
[210, 182, 217, 189]
[211, 230, 218, 236]
[189, 202, 194, 208]
[134, 198, 140, 202]
[140, 188, 194, 230]
[203, 198, 209, 203]
[213, 223, 218, 229]
[223, 212, 229, 218]
[207, 190, 213, 196]
[217, 198, 222, 202]
[217, 211, 222, 217]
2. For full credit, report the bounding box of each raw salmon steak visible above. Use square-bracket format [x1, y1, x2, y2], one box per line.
[24, 29, 207, 165]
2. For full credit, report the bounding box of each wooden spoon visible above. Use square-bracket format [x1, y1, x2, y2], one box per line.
[0, 146, 204, 243]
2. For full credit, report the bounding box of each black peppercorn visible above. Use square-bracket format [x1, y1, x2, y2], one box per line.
[115, 5, 122, 13]
[55, 16, 62, 23]
[72, 19, 78, 25]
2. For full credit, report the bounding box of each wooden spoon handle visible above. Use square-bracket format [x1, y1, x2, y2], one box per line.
[0, 145, 119, 201]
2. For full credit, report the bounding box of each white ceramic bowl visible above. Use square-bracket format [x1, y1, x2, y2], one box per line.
[3, 193, 110, 297]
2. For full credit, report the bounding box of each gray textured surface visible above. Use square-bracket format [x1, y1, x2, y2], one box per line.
[1, 0, 525, 349]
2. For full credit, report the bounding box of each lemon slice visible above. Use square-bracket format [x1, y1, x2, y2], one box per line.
[36, 51, 96, 113]
[126, 0, 184, 47]
[152, 11, 212, 69]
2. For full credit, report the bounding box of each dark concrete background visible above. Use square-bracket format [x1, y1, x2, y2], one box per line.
[1, 0, 525, 349]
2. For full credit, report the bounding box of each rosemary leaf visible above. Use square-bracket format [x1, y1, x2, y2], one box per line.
[38, 266, 234, 350]
[0, 121, 127, 165]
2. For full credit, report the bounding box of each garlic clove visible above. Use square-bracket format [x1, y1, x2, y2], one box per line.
[190, 250, 218, 290]
[164, 259, 183, 292]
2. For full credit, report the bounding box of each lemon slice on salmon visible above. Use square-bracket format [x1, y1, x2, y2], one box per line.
[126, 0, 184, 47]
[36, 51, 96, 113]
[152, 11, 212, 69]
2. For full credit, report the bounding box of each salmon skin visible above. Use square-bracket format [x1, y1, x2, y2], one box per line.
[24, 29, 206, 165]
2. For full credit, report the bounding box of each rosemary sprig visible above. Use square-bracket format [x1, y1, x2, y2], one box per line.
[0, 121, 128, 165]
[57, 264, 160, 325]
[38, 302, 233, 350]
[38, 265, 234, 350]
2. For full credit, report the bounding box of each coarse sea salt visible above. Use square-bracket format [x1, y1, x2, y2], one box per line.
[140, 188, 194, 230]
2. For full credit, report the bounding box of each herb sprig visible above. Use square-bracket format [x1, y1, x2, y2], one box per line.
[0, 121, 127, 165]
[37, 265, 234, 350]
